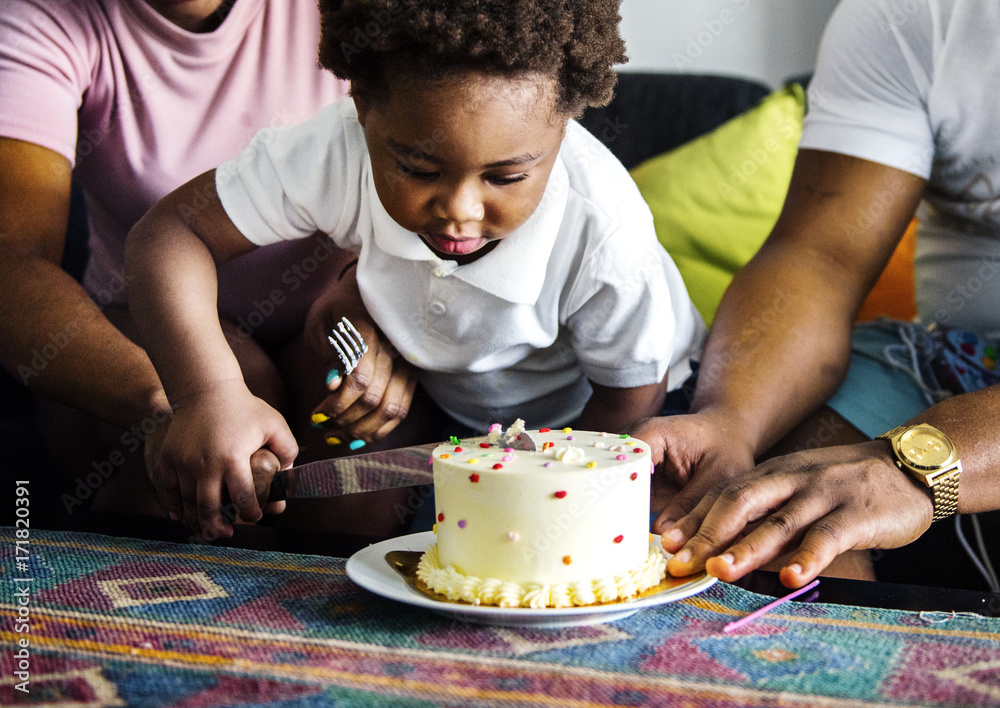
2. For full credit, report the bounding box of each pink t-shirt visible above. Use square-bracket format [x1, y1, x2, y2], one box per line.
[0, 0, 349, 336]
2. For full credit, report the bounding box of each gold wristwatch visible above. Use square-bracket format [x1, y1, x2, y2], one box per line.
[876, 423, 962, 522]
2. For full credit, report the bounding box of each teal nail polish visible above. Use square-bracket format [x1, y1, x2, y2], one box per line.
[326, 369, 341, 386]
[349, 439, 366, 450]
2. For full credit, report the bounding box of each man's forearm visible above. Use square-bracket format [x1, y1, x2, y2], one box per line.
[692, 250, 857, 458]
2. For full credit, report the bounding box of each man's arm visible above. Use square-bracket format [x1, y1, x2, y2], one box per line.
[637, 149, 928, 528]
[0, 138, 170, 425]
[697, 148, 927, 455]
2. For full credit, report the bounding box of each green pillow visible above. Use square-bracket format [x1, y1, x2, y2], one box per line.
[630, 83, 805, 326]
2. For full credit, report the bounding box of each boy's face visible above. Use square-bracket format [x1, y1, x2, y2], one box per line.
[356, 73, 568, 265]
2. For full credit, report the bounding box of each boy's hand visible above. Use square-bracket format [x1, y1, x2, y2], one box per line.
[308, 311, 419, 444]
[147, 380, 298, 540]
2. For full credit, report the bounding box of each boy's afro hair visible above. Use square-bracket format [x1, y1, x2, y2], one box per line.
[318, 0, 628, 114]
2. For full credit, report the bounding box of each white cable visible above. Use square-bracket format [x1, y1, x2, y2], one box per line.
[954, 515, 1000, 593]
[970, 513, 999, 592]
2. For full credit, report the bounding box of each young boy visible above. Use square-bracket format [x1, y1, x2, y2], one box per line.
[125, 0, 705, 539]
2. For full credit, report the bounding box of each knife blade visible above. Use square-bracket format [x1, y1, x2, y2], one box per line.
[268, 443, 436, 500]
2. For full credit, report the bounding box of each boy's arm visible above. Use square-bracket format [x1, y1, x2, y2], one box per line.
[576, 378, 668, 434]
[125, 169, 298, 539]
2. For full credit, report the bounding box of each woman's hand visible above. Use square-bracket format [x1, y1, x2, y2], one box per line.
[307, 307, 419, 444]
[659, 440, 934, 587]
[145, 380, 298, 540]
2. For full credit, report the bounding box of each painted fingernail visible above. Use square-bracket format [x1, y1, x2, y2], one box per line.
[349, 439, 366, 450]
[664, 528, 685, 544]
[326, 369, 341, 387]
[673, 549, 691, 564]
[311, 412, 330, 424]
[718, 553, 735, 566]
[325, 436, 342, 446]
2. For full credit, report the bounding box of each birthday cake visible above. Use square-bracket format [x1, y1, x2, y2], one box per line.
[416, 421, 666, 608]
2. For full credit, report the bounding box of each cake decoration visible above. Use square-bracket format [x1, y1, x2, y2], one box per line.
[419, 419, 666, 609]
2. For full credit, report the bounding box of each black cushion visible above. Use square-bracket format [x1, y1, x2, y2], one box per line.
[577, 71, 771, 169]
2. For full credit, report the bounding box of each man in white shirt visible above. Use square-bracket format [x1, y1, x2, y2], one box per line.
[635, 0, 1000, 589]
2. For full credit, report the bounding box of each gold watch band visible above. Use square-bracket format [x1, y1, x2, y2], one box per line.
[929, 470, 961, 521]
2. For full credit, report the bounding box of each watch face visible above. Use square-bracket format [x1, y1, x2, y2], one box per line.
[898, 427, 956, 470]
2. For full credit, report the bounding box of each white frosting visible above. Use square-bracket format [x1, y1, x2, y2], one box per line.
[417, 543, 667, 608]
[421, 425, 662, 608]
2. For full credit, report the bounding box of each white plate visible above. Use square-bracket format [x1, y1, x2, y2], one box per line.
[345, 531, 717, 628]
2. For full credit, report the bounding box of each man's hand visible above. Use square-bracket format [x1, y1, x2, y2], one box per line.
[146, 380, 298, 540]
[632, 412, 755, 533]
[659, 441, 934, 587]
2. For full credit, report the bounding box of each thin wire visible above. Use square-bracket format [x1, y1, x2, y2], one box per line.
[970, 514, 999, 592]
[954, 515, 999, 593]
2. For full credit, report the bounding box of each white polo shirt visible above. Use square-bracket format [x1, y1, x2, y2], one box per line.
[217, 100, 704, 429]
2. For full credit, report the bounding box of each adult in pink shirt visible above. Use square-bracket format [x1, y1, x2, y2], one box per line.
[0, 0, 350, 518]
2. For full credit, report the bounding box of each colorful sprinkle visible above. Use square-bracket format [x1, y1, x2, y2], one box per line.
[630, 472, 638, 480]
[469, 473, 479, 483]
[554, 491, 567, 499]
[539, 427, 551, 433]
[432, 524, 437, 534]
[467, 458, 479, 464]
[479, 442, 490, 448]
[492, 463, 503, 470]
[542, 442, 554, 451]
[620, 434, 629, 439]
[440, 454, 451, 459]
[349, 439, 366, 450]
[449, 436, 460, 445]
[626, 441, 635, 446]
[489, 423, 501, 432]
[543, 462, 554, 468]
[586, 461, 597, 468]
[634, 448, 644, 453]
[503, 455, 514, 462]
[563, 427, 573, 433]
[593, 442, 606, 449]
[616, 454, 628, 461]
[428, 456, 433, 466]
[458, 520, 467, 529]
[311, 412, 330, 424]
[504, 448, 513, 452]
[437, 513, 444, 522]
[507, 532, 520, 542]
[454, 446, 463, 453]
[325, 436, 342, 446]
[614, 535, 624, 544]
[566, 435, 575, 441]
[562, 555, 572, 565]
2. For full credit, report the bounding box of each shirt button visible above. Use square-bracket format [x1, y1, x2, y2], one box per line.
[429, 301, 447, 316]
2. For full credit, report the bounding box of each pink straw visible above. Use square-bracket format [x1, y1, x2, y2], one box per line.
[723, 579, 820, 633]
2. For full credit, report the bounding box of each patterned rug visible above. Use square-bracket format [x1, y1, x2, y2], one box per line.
[3, 527, 999, 707]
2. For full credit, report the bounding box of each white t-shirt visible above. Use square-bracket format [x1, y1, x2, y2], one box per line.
[217, 100, 705, 429]
[800, 0, 1000, 337]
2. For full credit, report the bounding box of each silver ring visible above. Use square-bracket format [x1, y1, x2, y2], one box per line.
[327, 317, 368, 375]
